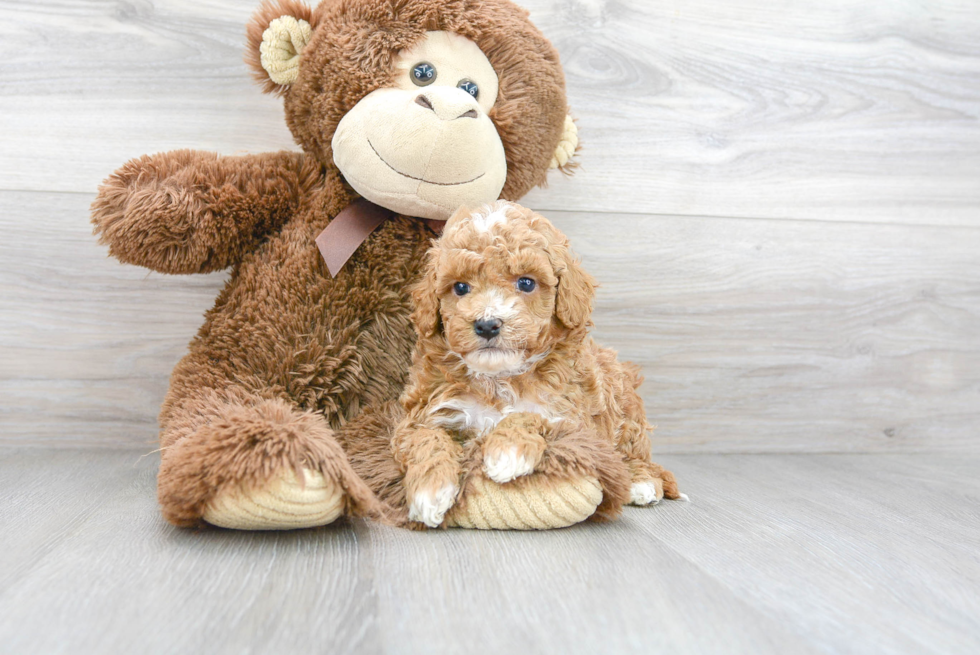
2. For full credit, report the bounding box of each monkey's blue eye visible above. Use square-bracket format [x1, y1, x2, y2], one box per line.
[411, 63, 436, 86]
[517, 277, 536, 293]
[453, 282, 470, 296]
[458, 80, 479, 99]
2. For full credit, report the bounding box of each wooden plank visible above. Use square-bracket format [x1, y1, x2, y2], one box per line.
[646, 454, 980, 655]
[2, 448, 978, 654]
[0, 448, 143, 589]
[1, 1, 979, 224]
[561, 208, 980, 453]
[361, 505, 816, 655]
[0, 190, 226, 447]
[0, 448, 814, 655]
[0, 448, 382, 655]
[524, 0, 980, 225]
[3, 190, 978, 452]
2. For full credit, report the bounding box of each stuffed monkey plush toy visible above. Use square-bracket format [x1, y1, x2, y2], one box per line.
[92, 0, 584, 530]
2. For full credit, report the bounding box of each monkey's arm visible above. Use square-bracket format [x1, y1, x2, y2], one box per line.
[91, 149, 320, 274]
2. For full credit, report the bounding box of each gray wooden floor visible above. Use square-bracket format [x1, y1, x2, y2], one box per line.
[1, 447, 978, 655]
[2, 0, 980, 652]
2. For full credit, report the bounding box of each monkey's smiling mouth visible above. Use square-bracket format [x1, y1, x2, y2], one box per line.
[367, 139, 485, 186]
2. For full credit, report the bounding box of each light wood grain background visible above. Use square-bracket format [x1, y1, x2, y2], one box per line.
[1, 0, 979, 453]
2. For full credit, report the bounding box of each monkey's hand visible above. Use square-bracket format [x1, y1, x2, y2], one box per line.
[91, 150, 318, 274]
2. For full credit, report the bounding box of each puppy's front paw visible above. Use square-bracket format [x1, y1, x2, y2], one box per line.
[408, 484, 459, 528]
[483, 447, 536, 484]
[629, 480, 663, 506]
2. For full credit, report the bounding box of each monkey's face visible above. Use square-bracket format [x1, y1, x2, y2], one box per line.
[248, 1, 576, 213]
[331, 31, 507, 221]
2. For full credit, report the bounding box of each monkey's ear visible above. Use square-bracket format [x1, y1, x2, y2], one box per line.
[554, 244, 596, 330]
[410, 249, 443, 338]
[245, 0, 316, 95]
[548, 115, 580, 173]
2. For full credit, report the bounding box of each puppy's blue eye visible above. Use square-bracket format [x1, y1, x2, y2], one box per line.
[453, 282, 470, 296]
[411, 62, 436, 86]
[458, 79, 479, 99]
[517, 277, 536, 293]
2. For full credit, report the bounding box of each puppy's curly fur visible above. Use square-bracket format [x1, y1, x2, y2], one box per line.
[389, 201, 681, 528]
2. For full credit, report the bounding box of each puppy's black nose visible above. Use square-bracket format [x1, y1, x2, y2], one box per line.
[474, 318, 502, 340]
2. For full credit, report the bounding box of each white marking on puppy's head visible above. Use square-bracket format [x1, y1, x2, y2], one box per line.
[478, 290, 519, 321]
[469, 201, 513, 232]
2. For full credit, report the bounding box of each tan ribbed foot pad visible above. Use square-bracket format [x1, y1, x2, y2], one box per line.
[445, 476, 602, 530]
[203, 468, 345, 530]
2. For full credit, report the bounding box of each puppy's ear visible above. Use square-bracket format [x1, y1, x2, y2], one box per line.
[410, 249, 442, 338]
[554, 245, 596, 330]
[245, 0, 317, 96]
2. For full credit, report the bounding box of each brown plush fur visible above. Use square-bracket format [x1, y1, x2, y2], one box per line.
[91, 0, 573, 527]
[90, 150, 321, 274]
[347, 202, 680, 528]
[269, 0, 574, 196]
[157, 387, 384, 525]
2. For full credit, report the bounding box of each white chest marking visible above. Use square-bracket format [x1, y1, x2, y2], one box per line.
[430, 395, 559, 435]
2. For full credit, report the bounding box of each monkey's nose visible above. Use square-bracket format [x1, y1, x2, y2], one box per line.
[415, 92, 480, 120]
[473, 318, 502, 340]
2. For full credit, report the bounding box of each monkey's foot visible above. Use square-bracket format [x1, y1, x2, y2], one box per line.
[203, 467, 345, 530]
[445, 475, 602, 530]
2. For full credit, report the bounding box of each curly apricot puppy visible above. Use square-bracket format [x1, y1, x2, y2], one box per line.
[393, 201, 684, 527]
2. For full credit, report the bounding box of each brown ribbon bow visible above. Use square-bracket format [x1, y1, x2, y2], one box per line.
[315, 198, 445, 277]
